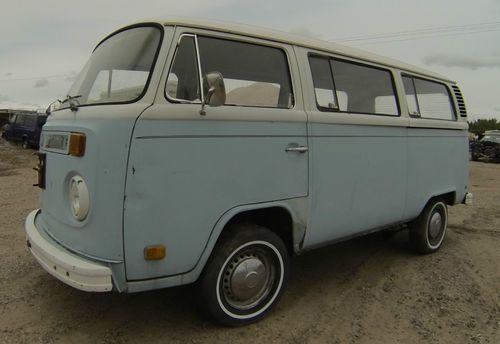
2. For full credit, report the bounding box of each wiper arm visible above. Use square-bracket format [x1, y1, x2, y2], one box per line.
[61, 94, 82, 112]
[45, 98, 62, 115]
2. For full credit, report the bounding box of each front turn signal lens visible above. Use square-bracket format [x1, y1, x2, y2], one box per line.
[144, 245, 166, 260]
[69, 133, 86, 157]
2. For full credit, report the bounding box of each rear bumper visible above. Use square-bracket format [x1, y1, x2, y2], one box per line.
[25, 209, 113, 292]
[463, 192, 473, 206]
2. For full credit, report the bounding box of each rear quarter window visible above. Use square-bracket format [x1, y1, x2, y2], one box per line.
[402, 75, 456, 120]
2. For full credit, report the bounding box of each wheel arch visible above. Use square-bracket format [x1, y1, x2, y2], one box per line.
[412, 190, 456, 222]
[406, 189, 456, 226]
[223, 206, 295, 254]
[125, 199, 308, 293]
[196, 199, 307, 280]
[428, 190, 456, 206]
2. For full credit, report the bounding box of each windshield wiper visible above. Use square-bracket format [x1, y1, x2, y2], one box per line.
[60, 94, 82, 112]
[45, 98, 62, 115]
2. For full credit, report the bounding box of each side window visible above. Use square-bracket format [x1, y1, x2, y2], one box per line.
[166, 35, 200, 102]
[402, 75, 455, 120]
[336, 91, 348, 112]
[16, 115, 26, 125]
[330, 59, 399, 116]
[402, 76, 419, 116]
[414, 78, 455, 120]
[24, 116, 37, 127]
[197, 36, 294, 108]
[309, 56, 338, 110]
[9, 114, 17, 124]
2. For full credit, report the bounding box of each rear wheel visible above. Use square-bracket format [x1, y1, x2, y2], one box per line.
[200, 224, 289, 326]
[409, 199, 448, 254]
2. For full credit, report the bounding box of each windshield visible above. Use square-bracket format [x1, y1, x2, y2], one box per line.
[61, 25, 162, 110]
[482, 135, 500, 143]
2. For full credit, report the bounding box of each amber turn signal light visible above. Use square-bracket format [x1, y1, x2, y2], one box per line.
[144, 245, 166, 260]
[69, 133, 86, 157]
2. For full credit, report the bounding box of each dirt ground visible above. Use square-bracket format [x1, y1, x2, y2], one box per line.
[0, 138, 498, 344]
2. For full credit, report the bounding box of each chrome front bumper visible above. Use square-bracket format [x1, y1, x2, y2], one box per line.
[25, 209, 113, 292]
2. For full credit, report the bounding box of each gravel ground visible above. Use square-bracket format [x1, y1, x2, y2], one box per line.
[0, 138, 499, 344]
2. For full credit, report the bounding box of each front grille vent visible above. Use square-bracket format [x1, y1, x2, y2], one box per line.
[451, 85, 467, 117]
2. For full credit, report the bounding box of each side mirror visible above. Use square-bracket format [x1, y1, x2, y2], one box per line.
[200, 72, 226, 115]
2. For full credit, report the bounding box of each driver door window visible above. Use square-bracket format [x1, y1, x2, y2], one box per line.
[165, 34, 294, 109]
[166, 35, 200, 102]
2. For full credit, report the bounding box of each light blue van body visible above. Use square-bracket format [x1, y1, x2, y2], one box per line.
[28, 19, 469, 293]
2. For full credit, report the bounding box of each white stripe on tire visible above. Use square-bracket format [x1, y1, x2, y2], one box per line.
[215, 240, 284, 320]
[426, 202, 448, 250]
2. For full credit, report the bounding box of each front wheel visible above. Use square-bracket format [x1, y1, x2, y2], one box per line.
[409, 199, 448, 254]
[200, 224, 289, 326]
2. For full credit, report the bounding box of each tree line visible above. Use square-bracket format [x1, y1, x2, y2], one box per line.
[468, 119, 500, 136]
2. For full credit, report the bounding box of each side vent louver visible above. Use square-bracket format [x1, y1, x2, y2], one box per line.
[451, 85, 467, 117]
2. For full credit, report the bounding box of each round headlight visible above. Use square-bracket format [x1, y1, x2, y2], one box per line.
[69, 175, 90, 221]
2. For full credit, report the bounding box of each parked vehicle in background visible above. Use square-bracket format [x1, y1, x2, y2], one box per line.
[470, 130, 500, 163]
[25, 18, 472, 326]
[2, 113, 47, 148]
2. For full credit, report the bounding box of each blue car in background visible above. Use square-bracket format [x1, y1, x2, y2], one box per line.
[2, 113, 47, 149]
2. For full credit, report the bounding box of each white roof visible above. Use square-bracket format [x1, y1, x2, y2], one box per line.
[120, 17, 453, 83]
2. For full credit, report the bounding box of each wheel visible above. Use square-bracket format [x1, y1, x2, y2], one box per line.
[409, 199, 448, 254]
[22, 138, 29, 149]
[200, 224, 289, 326]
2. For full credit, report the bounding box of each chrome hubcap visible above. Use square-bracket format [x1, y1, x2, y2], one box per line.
[222, 252, 273, 310]
[429, 212, 443, 239]
[232, 258, 266, 298]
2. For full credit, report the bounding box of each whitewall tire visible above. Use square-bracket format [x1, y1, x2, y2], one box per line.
[200, 224, 289, 326]
[410, 199, 448, 254]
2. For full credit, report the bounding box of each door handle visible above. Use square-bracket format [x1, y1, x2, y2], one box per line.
[285, 144, 308, 153]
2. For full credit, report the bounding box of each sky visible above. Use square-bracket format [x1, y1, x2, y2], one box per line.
[0, 0, 499, 120]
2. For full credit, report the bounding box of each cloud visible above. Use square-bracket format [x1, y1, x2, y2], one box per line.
[5, 72, 12, 77]
[34, 78, 49, 88]
[0, 94, 11, 102]
[423, 54, 500, 70]
[65, 72, 77, 83]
